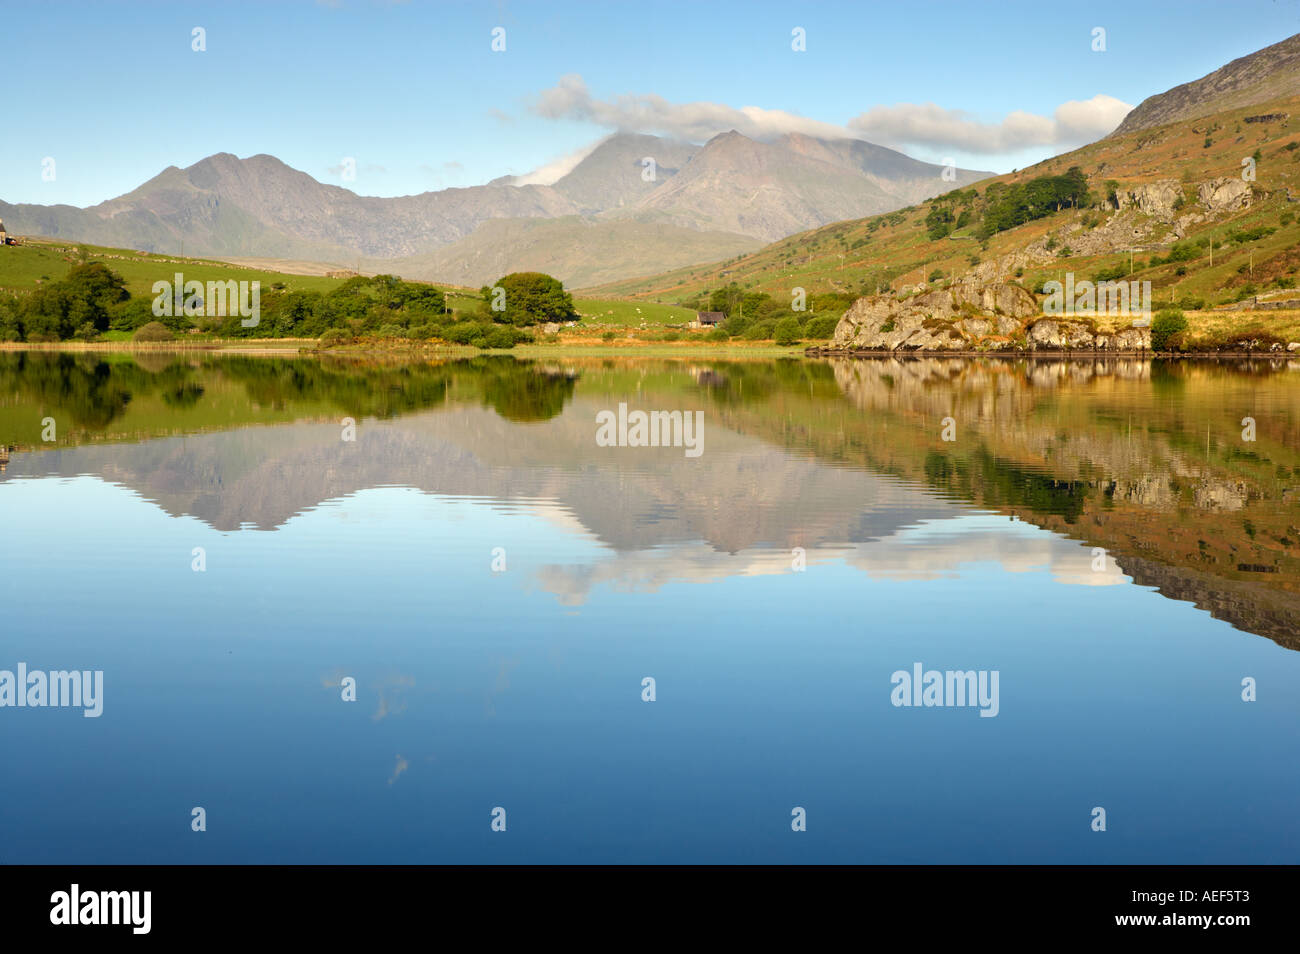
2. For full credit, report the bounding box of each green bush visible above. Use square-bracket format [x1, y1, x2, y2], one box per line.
[480, 325, 517, 349]
[773, 317, 802, 346]
[741, 319, 776, 340]
[804, 315, 839, 339]
[443, 321, 487, 345]
[1151, 309, 1188, 351]
[132, 321, 175, 342]
[319, 328, 350, 348]
[704, 327, 730, 342]
[722, 316, 750, 336]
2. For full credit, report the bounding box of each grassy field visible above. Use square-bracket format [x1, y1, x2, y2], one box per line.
[0, 239, 350, 297]
[572, 298, 696, 326]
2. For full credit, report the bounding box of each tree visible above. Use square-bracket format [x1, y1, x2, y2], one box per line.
[21, 263, 130, 339]
[485, 272, 576, 327]
[61, 263, 129, 332]
[1151, 309, 1188, 351]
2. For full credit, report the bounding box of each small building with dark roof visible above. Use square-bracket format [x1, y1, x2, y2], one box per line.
[693, 311, 726, 328]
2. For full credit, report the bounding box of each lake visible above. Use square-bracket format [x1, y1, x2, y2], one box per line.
[1, 350, 1298, 863]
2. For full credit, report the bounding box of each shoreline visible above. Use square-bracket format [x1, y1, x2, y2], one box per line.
[3, 340, 1296, 361]
[803, 347, 1299, 359]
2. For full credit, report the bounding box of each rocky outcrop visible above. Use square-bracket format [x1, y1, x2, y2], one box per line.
[1026, 320, 1150, 352]
[1198, 177, 1252, 213]
[1115, 179, 1182, 219]
[829, 283, 1036, 352]
[822, 283, 1150, 353]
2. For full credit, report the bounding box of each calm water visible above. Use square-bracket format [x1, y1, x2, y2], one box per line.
[1, 351, 1298, 863]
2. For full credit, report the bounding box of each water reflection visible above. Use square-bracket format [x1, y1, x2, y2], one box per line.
[2, 350, 1297, 646]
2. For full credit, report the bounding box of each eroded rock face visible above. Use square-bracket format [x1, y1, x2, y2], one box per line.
[1198, 177, 1252, 213]
[828, 283, 1149, 352]
[1116, 179, 1182, 220]
[1025, 320, 1150, 351]
[1027, 319, 1094, 350]
[831, 283, 1037, 351]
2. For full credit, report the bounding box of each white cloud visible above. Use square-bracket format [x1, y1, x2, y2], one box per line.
[846, 95, 1133, 153]
[529, 75, 1132, 154]
[510, 137, 605, 186]
[531, 74, 848, 143]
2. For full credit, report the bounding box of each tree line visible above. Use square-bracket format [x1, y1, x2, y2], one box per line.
[0, 265, 577, 349]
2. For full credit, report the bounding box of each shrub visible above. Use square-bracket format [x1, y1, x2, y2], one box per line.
[480, 325, 520, 349]
[742, 319, 776, 340]
[722, 316, 750, 336]
[1151, 309, 1188, 351]
[704, 327, 730, 342]
[773, 317, 802, 346]
[804, 315, 839, 339]
[133, 322, 175, 342]
[443, 321, 487, 345]
[928, 268, 945, 282]
[601, 330, 617, 342]
[319, 328, 350, 348]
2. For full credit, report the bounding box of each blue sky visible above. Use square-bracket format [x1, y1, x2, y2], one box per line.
[3, 0, 1299, 207]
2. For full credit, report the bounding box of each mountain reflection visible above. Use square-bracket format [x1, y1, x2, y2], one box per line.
[1, 351, 1297, 647]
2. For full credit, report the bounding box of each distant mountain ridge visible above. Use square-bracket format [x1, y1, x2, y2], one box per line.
[0, 131, 991, 285]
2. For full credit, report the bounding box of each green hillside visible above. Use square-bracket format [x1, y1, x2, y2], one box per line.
[583, 91, 1300, 342]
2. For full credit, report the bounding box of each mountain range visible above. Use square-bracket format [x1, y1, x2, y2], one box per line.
[0, 130, 990, 287]
[590, 32, 1300, 309]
